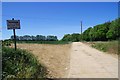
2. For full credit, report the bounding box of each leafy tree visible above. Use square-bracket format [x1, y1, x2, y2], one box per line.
[95, 22, 110, 41]
[10, 35, 58, 41]
[46, 35, 58, 41]
[62, 34, 72, 41]
[106, 18, 120, 40]
[61, 18, 119, 41]
[71, 33, 80, 42]
[62, 33, 80, 42]
[82, 27, 92, 41]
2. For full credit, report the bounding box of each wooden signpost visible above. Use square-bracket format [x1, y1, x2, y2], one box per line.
[7, 18, 20, 50]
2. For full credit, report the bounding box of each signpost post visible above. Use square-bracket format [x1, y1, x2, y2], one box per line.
[7, 18, 20, 50]
[13, 28, 16, 50]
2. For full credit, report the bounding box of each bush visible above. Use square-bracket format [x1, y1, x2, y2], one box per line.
[2, 40, 12, 46]
[2, 47, 47, 79]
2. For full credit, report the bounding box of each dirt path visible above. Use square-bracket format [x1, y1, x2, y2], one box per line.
[68, 42, 118, 78]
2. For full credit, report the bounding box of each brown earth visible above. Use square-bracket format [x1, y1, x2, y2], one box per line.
[11, 43, 71, 78]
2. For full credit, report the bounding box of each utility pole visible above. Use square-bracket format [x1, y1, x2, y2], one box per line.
[81, 21, 82, 41]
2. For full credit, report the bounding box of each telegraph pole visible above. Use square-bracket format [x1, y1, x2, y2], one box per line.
[81, 21, 82, 41]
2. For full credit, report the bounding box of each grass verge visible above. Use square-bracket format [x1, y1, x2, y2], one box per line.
[2, 47, 47, 79]
[91, 41, 119, 54]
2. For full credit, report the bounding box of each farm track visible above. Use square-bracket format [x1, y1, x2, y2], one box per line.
[68, 42, 118, 78]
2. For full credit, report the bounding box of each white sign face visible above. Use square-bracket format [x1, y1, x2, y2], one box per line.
[7, 20, 20, 29]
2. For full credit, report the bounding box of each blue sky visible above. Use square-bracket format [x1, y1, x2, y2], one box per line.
[2, 2, 118, 40]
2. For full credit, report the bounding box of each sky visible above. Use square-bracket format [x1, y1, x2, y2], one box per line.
[2, 2, 118, 40]
[1, 0, 120, 2]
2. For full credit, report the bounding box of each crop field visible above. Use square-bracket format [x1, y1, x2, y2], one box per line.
[10, 43, 71, 78]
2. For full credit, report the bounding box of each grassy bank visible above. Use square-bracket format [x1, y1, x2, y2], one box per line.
[90, 41, 119, 54]
[2, 47, 47, 79]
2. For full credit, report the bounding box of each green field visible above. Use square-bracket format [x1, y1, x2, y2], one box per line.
[1, 40, 71, 47]
[16, 40, 71, 45]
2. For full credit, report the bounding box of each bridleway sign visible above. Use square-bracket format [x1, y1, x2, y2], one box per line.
[6, 18, 21, 50]
[7, 20, 20, 29]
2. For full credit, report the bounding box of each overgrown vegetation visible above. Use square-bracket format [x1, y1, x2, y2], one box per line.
[62, 18, 120, 41]
[2, 47, 47, 79]
[91, 41, 119, 54]
[2, 39, 12, 46]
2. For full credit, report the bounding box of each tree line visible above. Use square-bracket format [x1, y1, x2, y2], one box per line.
[62, 18, 120, 41]
[11, 35, 58, 41]
[10, 18, 119, 42]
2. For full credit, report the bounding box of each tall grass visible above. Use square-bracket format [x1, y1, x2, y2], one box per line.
[2, 47, 47, 79]
[91, 41, 119, 54]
